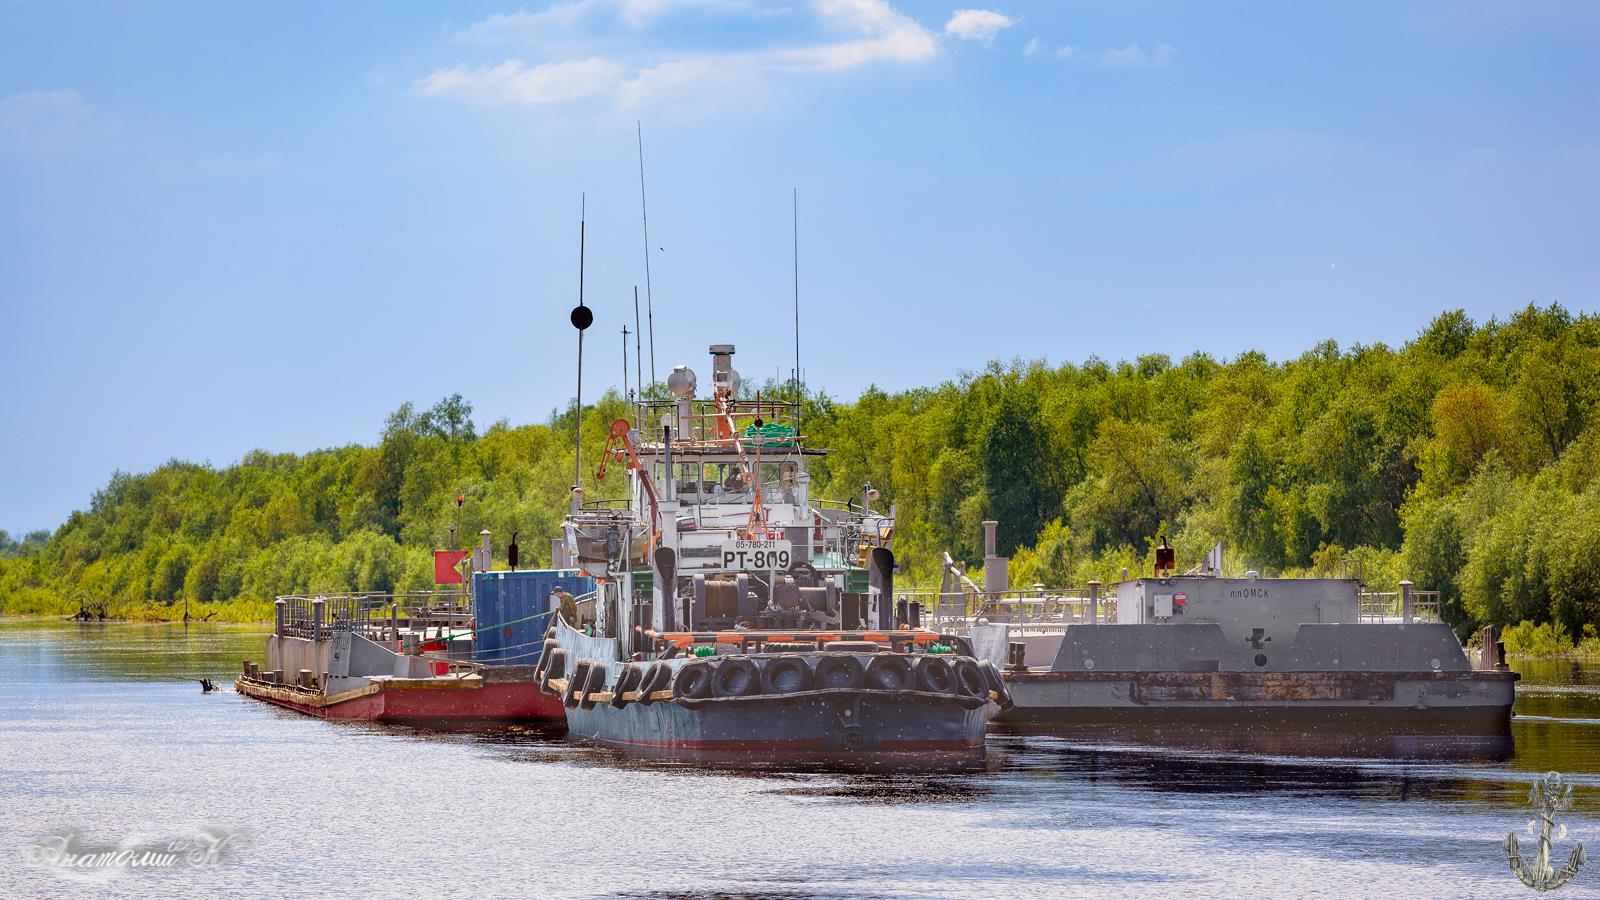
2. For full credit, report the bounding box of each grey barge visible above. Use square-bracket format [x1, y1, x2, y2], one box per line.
[969, 570, 1516, 734]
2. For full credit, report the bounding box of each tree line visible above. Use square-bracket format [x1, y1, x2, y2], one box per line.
[2, 305, 1597, 643]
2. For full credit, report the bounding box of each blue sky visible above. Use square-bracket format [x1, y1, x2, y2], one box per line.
[2, 0, 1597, 533]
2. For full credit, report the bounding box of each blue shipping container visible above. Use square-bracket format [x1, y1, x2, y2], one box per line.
[471, 569, 595, 664]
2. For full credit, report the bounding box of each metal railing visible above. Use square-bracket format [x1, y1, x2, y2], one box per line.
[633, 397, 803, 444]
[882, 581, 1442, 629]
[1336, 558, 1365, 582]
[580, 498, 633, 510]
[1359, 588, 1441, 623]
[901, 587, 1119, 629]
[273, 590, 471, 640]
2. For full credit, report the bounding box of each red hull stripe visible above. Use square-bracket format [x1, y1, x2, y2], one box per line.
[579, 736, 982, 750]
[240, 680, 565, 723]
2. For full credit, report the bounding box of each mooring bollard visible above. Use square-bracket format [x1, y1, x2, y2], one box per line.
[274, 599, 286, 638]
[1087, 580, 1101, 624]
[1007, 641, 1027, 670]
[1400, 579, 1414, 624]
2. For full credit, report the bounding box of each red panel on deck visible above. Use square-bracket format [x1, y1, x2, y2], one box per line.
[433, 550, 469, 584]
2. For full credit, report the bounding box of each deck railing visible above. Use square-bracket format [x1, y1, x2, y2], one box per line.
[900, 587, 1119, 629]
[633, 397, 803, 444]
[1359, 588, 1442, 623]
[273, 591, 471, 640]
[890, 583, 1442, 628]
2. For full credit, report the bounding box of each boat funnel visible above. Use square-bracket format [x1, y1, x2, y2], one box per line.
[869, 547, 895, 630]
[982, 520, 1009, 594]
[709, 344, 740, 397]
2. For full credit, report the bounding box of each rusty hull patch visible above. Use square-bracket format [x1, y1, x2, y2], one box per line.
[1005, 669, 1517, 704]
[1132, 671, 1395, 702]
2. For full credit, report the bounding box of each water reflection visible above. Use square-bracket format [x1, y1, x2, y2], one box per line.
[996, 723, 1514, 762]
[6, 617, 1600, 897]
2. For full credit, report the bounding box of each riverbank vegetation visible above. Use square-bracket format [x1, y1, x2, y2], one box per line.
[1499, 621, 1600, 658]
[3, 305, 1597, 646]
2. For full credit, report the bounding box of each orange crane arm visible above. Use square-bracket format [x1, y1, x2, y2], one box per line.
[596, 419, 662, 537]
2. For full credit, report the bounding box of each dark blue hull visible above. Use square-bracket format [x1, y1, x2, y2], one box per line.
[565, 688, 991, 766]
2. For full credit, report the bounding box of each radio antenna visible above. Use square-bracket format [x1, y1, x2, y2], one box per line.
[792, 187, 801, 407]
[570, 193, 593, 513]
[637, 121, 657, 387]
[633, 286, 643, 396]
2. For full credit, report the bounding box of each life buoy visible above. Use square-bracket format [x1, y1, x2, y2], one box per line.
[813, 654, 865, 689]
[712, 657, 762, 697]
[915, 656, 954, 694]
[865, 654, 914, 691]
[564, 659, 591, 708]
[951, 657, 987, 699]
[760, 655, 812, 694]
[673, 661, 715, 700]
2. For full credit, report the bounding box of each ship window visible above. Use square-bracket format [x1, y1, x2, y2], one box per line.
[676, 462, 705, 503]
[706, 462, 751, 498]
[760, 462, 797, 503]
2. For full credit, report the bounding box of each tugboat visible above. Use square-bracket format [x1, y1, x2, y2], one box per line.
[535, 344, 1006, 764]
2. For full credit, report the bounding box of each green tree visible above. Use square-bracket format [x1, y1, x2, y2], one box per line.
[982, 386, 1058, 556]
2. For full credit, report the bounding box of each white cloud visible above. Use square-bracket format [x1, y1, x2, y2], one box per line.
[1100, 42, 1175, 68]
[454, 1, 596, 43]
[419, 0, 940, 109]
[943, 9, 1013, 45]
[1054, 45, 1075, 60]
[413, 58, 629, 104]
[0, 89, 110, 157]
[455, 0, 764, 42]
[617, 54, 775, 112]
[619, 0, 758, 27]
[1022, 37, 1043, 58]
[772, 0, 936, 71]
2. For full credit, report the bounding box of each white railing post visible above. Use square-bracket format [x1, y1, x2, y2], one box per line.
[1399, 580, 1414, 624]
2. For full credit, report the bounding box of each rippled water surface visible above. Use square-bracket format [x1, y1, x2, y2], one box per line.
[3, 618, 1599, 898]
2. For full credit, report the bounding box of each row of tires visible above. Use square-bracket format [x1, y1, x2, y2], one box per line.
[535, 641, 1013, 710]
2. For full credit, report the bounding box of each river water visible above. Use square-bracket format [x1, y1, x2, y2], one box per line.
[3, 618, 1598, 899]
